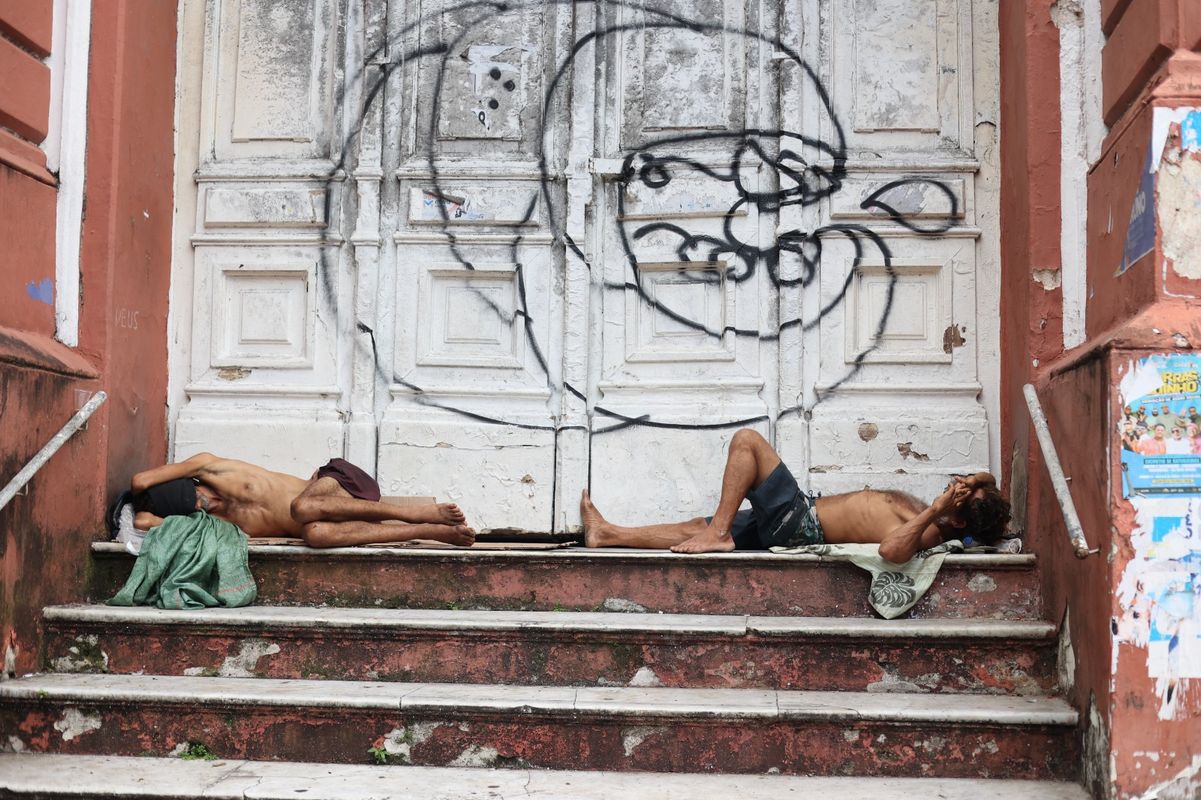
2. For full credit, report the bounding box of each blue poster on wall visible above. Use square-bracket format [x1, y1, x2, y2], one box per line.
[1120, 354, 1201, 497]
[1116, 143, 1156, 276]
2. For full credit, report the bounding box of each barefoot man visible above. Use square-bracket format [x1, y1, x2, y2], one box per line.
[131, 454, 474, 548]
[581, 429, 1009, 562]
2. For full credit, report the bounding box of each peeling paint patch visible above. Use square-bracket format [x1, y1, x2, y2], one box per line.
[1032, 269, 1062, 290]
[208, 639, 280, 678]
[51, 635, 109, 673]
[967, 574, 997, 593]
[1135, 753, 1201, 800]
[896, 442, 930, 462]
[602, 598, 648, 613]
[627, 666, 662, 687]
[622, 726, 665, 757]
[842, 728, 860, 742]
[942, 324, 967, 353]
[858, 423, 879, 442]
[1158, 147, 1201, 280]
[54, 708, 101, 741]
[216, 367, 251, 380]
[2, 735, 26, 753]
[448, 744, 501, 767]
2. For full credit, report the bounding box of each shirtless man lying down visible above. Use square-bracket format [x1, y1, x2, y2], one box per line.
[131, 454, 474, 548]
[581, 429, 1009, 563]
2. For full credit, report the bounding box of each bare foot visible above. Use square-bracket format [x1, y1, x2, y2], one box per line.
[437, 503, 466, 525]
[580, 490, 611, 547]
[670, 525, 735, 554]
[423, 524, 475, 547]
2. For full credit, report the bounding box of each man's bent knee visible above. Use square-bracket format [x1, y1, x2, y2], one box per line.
[730, 428, 767, 451]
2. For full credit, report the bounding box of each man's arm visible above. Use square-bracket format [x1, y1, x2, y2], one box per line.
[877, 479, 971, 563]
[131, 453, 219, 493]
[133, 511, 165, 531]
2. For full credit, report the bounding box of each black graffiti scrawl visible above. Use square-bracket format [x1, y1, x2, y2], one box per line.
[318, 0, 958, 435]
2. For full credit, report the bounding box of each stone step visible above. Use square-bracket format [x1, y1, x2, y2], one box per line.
[0, 674, 1078, 779]
[43, 604, 1059, 694]
[89, 543, 1041, 619]
[0, 754, 1093, 799]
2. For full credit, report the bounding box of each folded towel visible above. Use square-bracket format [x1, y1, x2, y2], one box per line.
[108, 510, 257, 609]
[770, 540, 966, 619]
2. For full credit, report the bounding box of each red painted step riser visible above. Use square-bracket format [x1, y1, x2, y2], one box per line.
[90, 556, 1041, 619]
[4, 706, 1078, 779]
[44, 628, 1057, 694]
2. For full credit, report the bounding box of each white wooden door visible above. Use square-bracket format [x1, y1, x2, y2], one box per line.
[171, 0, 999, 531]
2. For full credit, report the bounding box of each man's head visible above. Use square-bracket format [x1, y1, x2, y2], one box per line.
[133, 478, 198, 518]
[955, 483, 1011, 547]
[1155, 424, 1167, 439]
[1172, 428, 1184, 439]
[1161, 404, 1172, 414]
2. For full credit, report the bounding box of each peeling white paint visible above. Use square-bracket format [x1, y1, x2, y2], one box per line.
[842, 728, 860, 742]
[602, 598, 647, 613]
[1133, 754, 1201, 800]
[54, 708, 101, 741]
[50, 635, 109, 673]
[3, 641, 16, 680]
[967, 574, 997, 593]
[621, 726, 665, 757]
[2, 735, 26, 753]
[448, 744, 501, 768]
[1158, 150, 1201, 280]
[1057, 609, 1076, 694]
[1032, 269, 1062, 291]
[627, 666, 662, 687]
[215, 639, 280, 677]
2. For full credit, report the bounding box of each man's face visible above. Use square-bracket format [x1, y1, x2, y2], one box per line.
[1155, 424, 1166, 439]
[1172, 429, 1184, 439]
[1162, 404, 1171, 414]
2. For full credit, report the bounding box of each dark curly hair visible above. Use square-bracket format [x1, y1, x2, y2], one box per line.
[959, 485, 1011, 546]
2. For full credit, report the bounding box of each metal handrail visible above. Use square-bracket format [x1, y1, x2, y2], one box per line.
[0, 390, 107, 514]
[1023, 384, 1095, 559]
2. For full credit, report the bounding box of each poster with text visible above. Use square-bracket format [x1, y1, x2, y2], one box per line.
[1120, 354, 1201, 497]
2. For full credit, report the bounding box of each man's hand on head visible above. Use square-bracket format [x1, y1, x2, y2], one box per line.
[933, 477, 972, 513]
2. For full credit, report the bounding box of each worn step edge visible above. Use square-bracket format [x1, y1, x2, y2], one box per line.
[91, 541, 1037, 568]
[0, 754, 1092, 799]
[43, 604, 1057, 640]
[0, 674, 1078, 725]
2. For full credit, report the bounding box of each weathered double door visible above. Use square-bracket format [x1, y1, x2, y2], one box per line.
[172, 0, 997, 530]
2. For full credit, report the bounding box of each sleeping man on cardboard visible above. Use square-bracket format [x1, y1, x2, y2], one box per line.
[131, 454, 474, 548]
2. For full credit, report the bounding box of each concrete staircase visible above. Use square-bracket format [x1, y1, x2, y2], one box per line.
[0, 542, 1089, 798]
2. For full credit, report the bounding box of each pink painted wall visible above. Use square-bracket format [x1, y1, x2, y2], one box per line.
[1009, 0, 1201, 795]
[0, 0, 175, 678]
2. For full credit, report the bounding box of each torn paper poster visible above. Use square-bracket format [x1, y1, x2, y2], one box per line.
[1116, 498, 1201, 720]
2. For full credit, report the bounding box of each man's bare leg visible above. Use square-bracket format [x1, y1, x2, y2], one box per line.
[671, 428, 782, 554]
[301, 519, 475, 548]
[291, 478, 467, 527]
[580, 490, 708, 548]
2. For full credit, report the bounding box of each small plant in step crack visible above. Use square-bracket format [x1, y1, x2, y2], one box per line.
[179, 742, 218, 761]
[368, 745, 389, 765]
